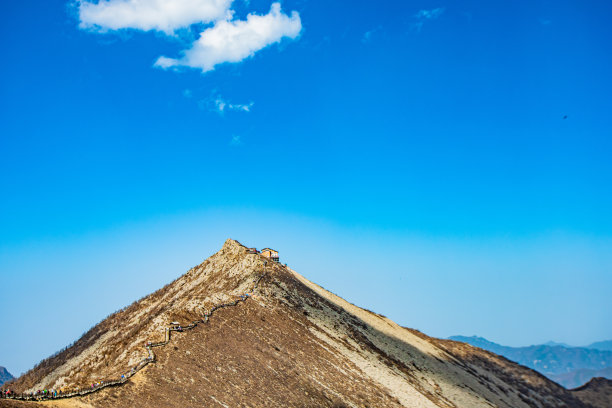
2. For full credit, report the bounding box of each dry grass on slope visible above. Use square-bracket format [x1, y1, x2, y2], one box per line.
[6, 239, 264, 394]
[75, 295, 407, 408]
[571, 377, 612, 408]
[4, 240, 605, 408]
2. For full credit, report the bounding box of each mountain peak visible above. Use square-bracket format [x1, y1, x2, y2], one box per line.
[2, 241, 602, 407]
[221, 237, 244, 251]
[7, 239, 270, 394]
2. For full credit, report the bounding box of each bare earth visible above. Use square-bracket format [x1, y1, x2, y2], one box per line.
[1, 239, 607, 407]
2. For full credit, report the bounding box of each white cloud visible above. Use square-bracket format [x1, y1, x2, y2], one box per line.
[154, 2, 301, 72]
[78, 0, 233, 34]
[230, 135, 242, 145]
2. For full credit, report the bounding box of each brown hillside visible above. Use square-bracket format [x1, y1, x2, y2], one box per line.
[0, 239, 603, 407]
[571, 377, 612, 408]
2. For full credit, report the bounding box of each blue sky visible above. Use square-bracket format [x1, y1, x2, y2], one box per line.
[1, 0, 611, 375]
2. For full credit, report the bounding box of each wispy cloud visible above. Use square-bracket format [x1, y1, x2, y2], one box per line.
[214, 98, 254, 113]
[412, 7, 445, 32]
[198, 93, 254, 114]
[182, 89, 193, 98]
[155, 3, 301, 72]
[362, 26, 382, 44]
[415, 8, 445, 20]
[230, 135, 242, 146]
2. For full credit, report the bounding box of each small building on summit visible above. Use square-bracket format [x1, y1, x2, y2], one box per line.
[260, 248, 279, 263]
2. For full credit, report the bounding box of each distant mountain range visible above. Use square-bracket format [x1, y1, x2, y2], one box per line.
[449, 336, 612, 388]
[548, 367, 612, 389]
[587, 340, 612, 351]
[0, 366, 13, 386]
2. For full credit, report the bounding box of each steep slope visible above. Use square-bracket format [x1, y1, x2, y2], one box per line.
[0, 239, 598, 407]
[0, 368, 13, 386]
[4, 239, 263, 394]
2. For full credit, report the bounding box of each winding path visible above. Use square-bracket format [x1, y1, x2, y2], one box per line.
[2, 261, 268, 402]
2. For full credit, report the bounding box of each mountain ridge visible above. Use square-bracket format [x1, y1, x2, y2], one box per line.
[0, 368, 12, 387]
[4, 239, 264, 395]
[571, 377, 612, 408]
[587, 341, 612, 352]
[1, 239, 606, 407]
[549, 367, 612, 389]
[449, 335, 612, 388]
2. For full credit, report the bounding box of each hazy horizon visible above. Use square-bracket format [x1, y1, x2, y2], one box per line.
[2, 210, 611, 375]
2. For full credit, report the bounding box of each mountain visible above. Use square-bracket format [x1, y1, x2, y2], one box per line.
[587, 340, 612, 352]
[0, 239, 605, 407]
[449, 335, 612, 388]
[448, 336, 507, 354]
[549, 367, 612, 389]
[545, 341, 572, 348]
[571, 377, 612, 407]
[0, 367, 13, 386]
